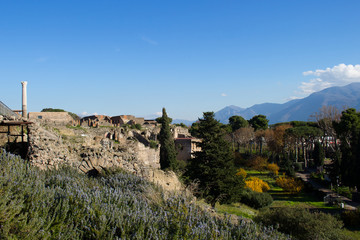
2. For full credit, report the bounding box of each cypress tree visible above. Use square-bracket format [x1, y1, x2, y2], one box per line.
[185, 112, 244, 207]
[313, 142, 325, 167]
[159, 108, 178, 171]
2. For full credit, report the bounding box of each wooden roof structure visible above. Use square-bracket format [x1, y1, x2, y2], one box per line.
[0, 120, 32, 143]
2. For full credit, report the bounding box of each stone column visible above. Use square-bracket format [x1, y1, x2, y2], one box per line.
[21, 81, 27, 118]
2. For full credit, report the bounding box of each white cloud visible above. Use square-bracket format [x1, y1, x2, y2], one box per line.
[79, 112, 89, 117]
[286, 96, 303, 101]
[300, 64, 360, 94]
[79, 112, 101, 117]
[299, 78, 333, 94]
[221, 93, 227, 97]
[155, 112, 162, 116]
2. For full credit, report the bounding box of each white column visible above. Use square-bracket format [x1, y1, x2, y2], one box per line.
[21, 81, 27, 118]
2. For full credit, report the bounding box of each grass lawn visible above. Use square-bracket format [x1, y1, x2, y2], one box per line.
[245, 170, 278, 188]
[196, 199, 258, 219]
[342, 228, 360, 239]
[215, 202, 258, 219]
[245, 169, 339, 210]
[211, 168, 360, 238]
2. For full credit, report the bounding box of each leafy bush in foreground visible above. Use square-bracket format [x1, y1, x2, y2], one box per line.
[341, 209, 360, 228]
[255, 207, 346, 240]
[0, 149, 289, 239]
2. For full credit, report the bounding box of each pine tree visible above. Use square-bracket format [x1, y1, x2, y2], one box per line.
[185, 112, 244, 207]
[159, 108, 178, 171]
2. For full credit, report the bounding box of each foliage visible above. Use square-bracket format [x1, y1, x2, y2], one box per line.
[214, 202, 258, 219]
[281, 158, 295, 177]
[0, 149, 289, 239]
[236, 168, 247, 179]
[341, 209, 360, 228]
[255, 207, 346, 240]
[245, 177, 270, 193]
[266, 124, 291, 155]
[158, 108, 178, 171]
[130, 123, 142, 130]
[239, 190, 273, 209]
[228, 115, 248, 132]
[293, 162, 303, 172]
[285, 125, 323, 139]
[246, 155, 268, 172]
[333, 108, 360, 188]
[185, 112, 244, 207]
[248, 114, 269, 131]
[313, 141, 325, 167]
[189, 122, 200, 138]
[41, 108, 66, 112]
[310, 171, 325, 181]
[276, 175, 303, 194]
[267, 163, 279, 175]
[174, 123, 188, 128]
[334, 186, 352, 199]
[41, 108, 80, 120]
[149, 140, 158, 149]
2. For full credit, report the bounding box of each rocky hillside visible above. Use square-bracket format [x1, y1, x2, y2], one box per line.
[26, 122, 182, 192]
[0, 150, 289, 239]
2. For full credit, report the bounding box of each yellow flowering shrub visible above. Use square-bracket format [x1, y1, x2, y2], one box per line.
[245, 177, 270, 193]
[267, 163, 279, 176]
[276, 174, 303, 194]
[236, 168, 247, 179]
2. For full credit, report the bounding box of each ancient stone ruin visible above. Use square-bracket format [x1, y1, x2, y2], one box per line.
[24, 120, 182, 192]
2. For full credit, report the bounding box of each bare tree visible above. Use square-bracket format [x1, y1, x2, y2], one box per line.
[311, 105, 341, 150]
[233, 127, 255, 153]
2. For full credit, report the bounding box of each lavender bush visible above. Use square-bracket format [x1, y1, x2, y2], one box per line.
[0, 149, 289, 239]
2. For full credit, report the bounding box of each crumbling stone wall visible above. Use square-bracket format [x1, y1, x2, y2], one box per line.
[28, 112, 75, 125]
[173, 126, 190, 138]
[26, 122, 186, 192]
[27, 123, 160, 175]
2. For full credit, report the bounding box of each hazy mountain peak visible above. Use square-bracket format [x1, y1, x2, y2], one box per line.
[215, 83, 360, 124]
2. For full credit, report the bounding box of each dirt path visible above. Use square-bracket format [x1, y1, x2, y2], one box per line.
[296, 172, 360, 211]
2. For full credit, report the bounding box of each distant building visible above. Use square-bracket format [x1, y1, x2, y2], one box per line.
[111, 115, 145, 126]
[173, 126, 190, 139]
[81, 115, 112, 127]
[174, 137, 201, 161]
[144, 119, 158, 126]
[28, 112, 75, 125]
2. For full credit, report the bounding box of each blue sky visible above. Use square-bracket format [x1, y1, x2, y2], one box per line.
[2, 0, 360, 120]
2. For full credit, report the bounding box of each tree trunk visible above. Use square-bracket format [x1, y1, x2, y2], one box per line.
[302, 141, 307, 168]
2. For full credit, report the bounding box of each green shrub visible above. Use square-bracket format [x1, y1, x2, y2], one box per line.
[255, 207, 346, 240]
[149, 140, 158, 149]
[0, 149, 289, 239]
[335, 186, 352, 199]
[341, 209, 360, 227]
[131, 123, 142, 130]
[239, 189, 273, 209]
[276, 175, 304, 194]
[294, 162, 303, 171]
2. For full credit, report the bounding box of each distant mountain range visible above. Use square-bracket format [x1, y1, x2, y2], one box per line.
[214, 82, 360, 124]
[172, 119, 195, 126]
